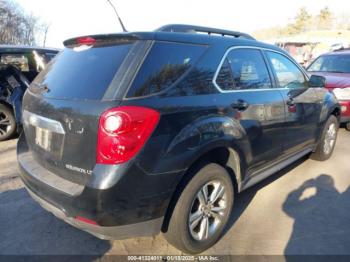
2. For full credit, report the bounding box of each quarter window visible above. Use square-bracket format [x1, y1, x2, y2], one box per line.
[126, 42, 207, 97]
[267, 51, 307, 89]
[216, 49, 272, 91]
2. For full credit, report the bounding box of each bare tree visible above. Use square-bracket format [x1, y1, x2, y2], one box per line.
[0, 0, 47, 45]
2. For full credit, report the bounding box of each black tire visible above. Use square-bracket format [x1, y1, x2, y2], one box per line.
[346, 122, 350, 132]
[0, 104, 16, 141]
[311, 115, 338, 161]
[164, 163, 234, 254]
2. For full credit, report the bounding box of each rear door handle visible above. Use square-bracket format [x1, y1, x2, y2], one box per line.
[231, 99, 249, 111]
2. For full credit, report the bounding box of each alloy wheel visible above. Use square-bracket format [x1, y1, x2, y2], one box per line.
[188, 180, 227, 241]
[0, 111, 12, 137]
[324, 123, 336, 155]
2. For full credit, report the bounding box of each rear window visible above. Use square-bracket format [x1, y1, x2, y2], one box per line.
[32, 43, 134, 100]
[1, 53, 30, 72]
[126, 42, 207, 98]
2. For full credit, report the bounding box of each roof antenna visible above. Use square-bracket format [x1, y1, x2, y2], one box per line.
[106, 0, 127, 32]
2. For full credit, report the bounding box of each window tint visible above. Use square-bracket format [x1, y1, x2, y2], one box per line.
[216, 49, 271, 91]
[32, 43, 134, 100]
[1, 53, 29, 72]
[267, 51, 307, 89]
[126, 42, 207, 97]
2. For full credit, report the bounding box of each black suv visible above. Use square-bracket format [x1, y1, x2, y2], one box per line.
[0, 45, 58, 141]
[17, 25, 340, 254]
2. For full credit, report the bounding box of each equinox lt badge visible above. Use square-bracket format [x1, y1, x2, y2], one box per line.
[65, 164, 92, 175]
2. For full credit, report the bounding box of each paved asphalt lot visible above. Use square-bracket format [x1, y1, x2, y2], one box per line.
[0, 129, 350, 256]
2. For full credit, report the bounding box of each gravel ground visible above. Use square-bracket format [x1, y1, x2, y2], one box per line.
[0, 130, 350, 256]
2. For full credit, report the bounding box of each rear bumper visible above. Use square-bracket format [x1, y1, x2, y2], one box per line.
[17, 133, 181, 239]
[340, 100, 350, 123]
[25, 186, 163, 240]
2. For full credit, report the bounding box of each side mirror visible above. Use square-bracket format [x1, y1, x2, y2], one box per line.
[309, 75, 326, 88]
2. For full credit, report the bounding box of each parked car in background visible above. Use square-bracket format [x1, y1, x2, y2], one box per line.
[307, 48, 350, 131]
[0, 46, 59, 141]
[18, 25, 340, 254]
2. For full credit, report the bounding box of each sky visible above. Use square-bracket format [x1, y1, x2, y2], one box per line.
[15, 0, 350, 48]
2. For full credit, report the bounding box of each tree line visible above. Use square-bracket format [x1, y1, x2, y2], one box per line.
[254, 7, 350, 40]
[0, 0, 47, 45]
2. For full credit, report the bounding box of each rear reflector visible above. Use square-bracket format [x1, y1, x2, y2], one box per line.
[97, 106, 160, 165]
[75, 216, 98, 225]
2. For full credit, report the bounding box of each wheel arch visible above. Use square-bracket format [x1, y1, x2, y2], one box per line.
[161, 145, 243, 233]
[320, 91, 341, 123]
[330, 106, 341, 122]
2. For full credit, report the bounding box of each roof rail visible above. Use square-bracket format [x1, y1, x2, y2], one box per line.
[156, 24, 255, 40]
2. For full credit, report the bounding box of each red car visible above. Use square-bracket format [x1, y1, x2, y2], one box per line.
[308, 49, 350, 131]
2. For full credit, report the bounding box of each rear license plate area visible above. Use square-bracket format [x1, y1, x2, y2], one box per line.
[35, 127, 52, 151]
[23, 110, 66, 161]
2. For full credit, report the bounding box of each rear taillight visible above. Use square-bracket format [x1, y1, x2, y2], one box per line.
[97, 106, 160, 165]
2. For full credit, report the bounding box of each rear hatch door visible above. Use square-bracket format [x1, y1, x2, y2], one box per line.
[22, 35, 150, 185]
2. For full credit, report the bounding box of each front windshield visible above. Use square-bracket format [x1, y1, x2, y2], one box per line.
[308, 54, 350, 73]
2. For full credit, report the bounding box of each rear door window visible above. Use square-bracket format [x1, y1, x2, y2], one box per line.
[32, 43, 134, 100]
[215, 48, 272, 91]
[126, 42, 207, 98]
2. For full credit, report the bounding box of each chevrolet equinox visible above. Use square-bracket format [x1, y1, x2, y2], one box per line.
[18, 24, 340, 254]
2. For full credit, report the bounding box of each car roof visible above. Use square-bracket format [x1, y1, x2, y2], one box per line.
[321, 49, 350, 56]
[0, 45, 60, 53]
